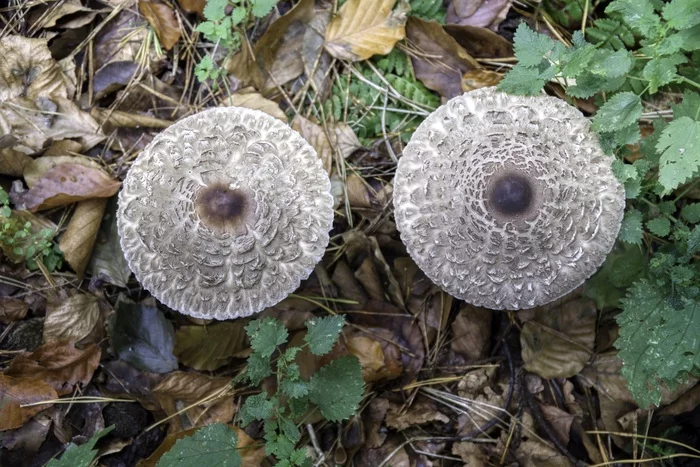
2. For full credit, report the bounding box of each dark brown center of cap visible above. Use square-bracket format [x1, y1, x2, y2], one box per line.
[489, 173, 533, 216]
[195, 183, 249, 231]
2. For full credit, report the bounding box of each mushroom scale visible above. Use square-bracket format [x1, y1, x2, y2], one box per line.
[117, 107, 334, 320]
[393, 87, 625, 310]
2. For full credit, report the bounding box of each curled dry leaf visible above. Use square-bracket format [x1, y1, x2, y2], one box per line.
[405, 17, 479, 99]
[0, 298, 29, 324]
[224, 89, 287, 122]
[0, 36, 68, 101]
[521, 299, 597, 379]
[42, 293, 101, 344]
[446, 0, 512, 31]
[58, 198, 108, 277]
[0, 374, 58, 431]
[7, 342, 101, 396]
[174, 321, 248, 371]
[12, 163, 121, 212]
[138, 1, 182, 51]
[324, 0, 407, 62]
[153, 372, 235, 431]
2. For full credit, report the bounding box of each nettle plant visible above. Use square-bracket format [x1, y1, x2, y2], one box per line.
[499, 0, 700, 407]
[159, 316, 363, 467]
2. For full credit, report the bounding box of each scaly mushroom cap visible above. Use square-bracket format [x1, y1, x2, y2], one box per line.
[117, 107, 334, 320]
[393, 87, 625, 310]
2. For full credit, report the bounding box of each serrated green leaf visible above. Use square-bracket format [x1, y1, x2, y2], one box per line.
[513, 23, 556, 67]
[309, 356, 363, 422]
[619, 209, 644, 244]
[662, 0, 700, 30]
[647, 217, 671, 237]
[617, 281, 700, 407]
[246, 318, 289, 358]
[304, 315, 345, 355]
[672, 91, 700, 121]
[157, 423, 241, 467]
[592, 92, 642, 132]
[47, 426, 114, 467]
[657, 117, 700, 193]
[682, 203, 700, 223]
[203, 0, 228, 21]
[251, 0, 279, 17]
[606, 0, 661, 38]
[643, 54, 687, 93]
[240, 393, 275, 426]
[497, 66, 546, 96]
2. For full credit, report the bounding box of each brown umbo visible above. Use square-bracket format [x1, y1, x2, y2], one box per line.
[117, 107, 334, 320]
[393, 87, 625, 310]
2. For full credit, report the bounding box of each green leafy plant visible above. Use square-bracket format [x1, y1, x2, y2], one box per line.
[159, 315, 363, 466]
[499, 0, 700, 407]
[195, 0, 280, 82]
[0, 186, 63, 271]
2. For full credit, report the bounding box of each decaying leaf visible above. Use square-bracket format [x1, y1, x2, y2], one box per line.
[174, 322, 248, 371]
[325, 0, 407, 61]
[446, 0, 512, 31]
[12, 163, 121, 212]
[42, 293, 101, 344]
[7, 342, 101, 396]
[0, 375, 58, 431]
[521, 299, 597, 379]
[138, 1, 182, 51]
[0, 298, 29, 324]
[405, 17, 479, 98]
[224, 89, 287, 122]
[59, 198, 108, 277]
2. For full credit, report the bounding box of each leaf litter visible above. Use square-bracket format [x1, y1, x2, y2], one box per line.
[0, 0, 698, 466]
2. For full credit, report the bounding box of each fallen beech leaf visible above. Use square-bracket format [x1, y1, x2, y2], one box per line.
[0, 36, 69, 101]
[153, 372, 235, 431]
[521, 299, 596, 379]
[0, 298, 29, 324]
[174, 321, 247, 371]
[446, 0, 512, 31]
[176, 0, 206, 15]
[138, 1, 182, 50]
[325, 0, 407, 61]
[42, 294, 100, 344]
[13, 163, 121, 212]
[405, 17, 479, 98]
[0, 375, 58, 431]
[224, 89, 287, 122]
[58, 198, 108, 277]
[7, 342, 101, 395]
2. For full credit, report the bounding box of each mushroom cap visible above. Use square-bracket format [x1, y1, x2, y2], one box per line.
[117, 107, 334, 320]
[393, 87, 625, 310]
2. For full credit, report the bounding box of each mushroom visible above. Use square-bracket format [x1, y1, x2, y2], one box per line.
[393, 87, 625, 310]
[117, 107, 334, 320]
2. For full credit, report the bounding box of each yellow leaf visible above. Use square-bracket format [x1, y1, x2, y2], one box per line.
[324, 0, 407, 61]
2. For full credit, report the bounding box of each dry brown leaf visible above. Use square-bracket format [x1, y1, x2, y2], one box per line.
[12, 163, 121, 212]
[153, 372, 235, 431]
[224, 89, 287, 122]
[325, 0, 407, 62]
[461, 69, 503, 92]
[24, 155, 103, 188]
[138, 1, 182, 51]
[446, 0, 512, 31]
[42, 294, 101, 344]
[0, 298, 29, 324]
[7, 342, 101, 396]
[0, 374, 58, 431]
[450, 304, 492, 360]
[0, 36, 69, 101]
[59, 198, 108, 277]
[445, 24, 514, 58]
[0, 149, 32, 177]
[405, 17, 479, 98]
[176, 0, 206, 15]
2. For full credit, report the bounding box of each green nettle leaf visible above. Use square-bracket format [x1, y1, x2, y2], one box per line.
[246, 318, 289, 358]
[203, 0, 228, 21]
[239, 393, 276, 426]
[512, 23, 556, 67]
[47, 427, 114, 467]
[605, 0, 661, 38]
[682, 203, 700, 223]
[643, 54, 687, 93]
[592, 92, 642, 132]
[111, 299, 178, 373]
[157, 423, 241, 467]
[646, 217, 672, 237]
[309, 356, 363, 422]
[252, 0, 280, 17]
[304, 315, 345, 355]
[656, 117, 700, 193]
[662, 0, 700, 30]
[619, 209, 644, 244]
[617, 281, 700, 408]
